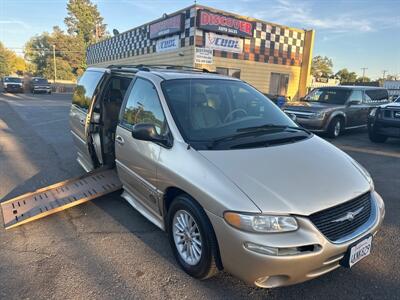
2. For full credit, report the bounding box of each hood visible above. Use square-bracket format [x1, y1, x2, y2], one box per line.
[284, 101, 343, 112]
[199, 136, 370, 216]
[380, 102, 400, 109]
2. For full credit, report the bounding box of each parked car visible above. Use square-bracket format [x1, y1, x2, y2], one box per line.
[1, 76, 23, 93]
[283, 86, 390, 138]
[368, 96, 400, 142]
[70, 66, 384, 288]
[30, 77, 52, 94]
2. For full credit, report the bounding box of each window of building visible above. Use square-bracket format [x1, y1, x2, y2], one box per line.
[120, 78, 166, 135]
[216, 67, 241, 79]
[269, 73, 289, 96]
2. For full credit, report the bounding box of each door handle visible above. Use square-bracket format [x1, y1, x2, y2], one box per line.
[115, 135, 125, 145]
[79, 119, 85, 126]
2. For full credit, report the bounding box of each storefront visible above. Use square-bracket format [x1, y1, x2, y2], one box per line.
[86, 5, 315, 99]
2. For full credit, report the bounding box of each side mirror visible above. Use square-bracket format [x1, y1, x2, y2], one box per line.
[132, 123, 172, 148]
[348, 100, 362, 106]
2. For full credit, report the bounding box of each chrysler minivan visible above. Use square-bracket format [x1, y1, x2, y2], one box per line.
[69, 65, 384, 288]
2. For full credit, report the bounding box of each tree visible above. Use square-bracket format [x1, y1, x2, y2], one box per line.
[0, 42, 27, 77]
[311, 56, 333, 78]
[24, 27, 86, 79]
[64, 0, 107, 46]
[335, 68, 357, 83]
[356, 76, 371, 83]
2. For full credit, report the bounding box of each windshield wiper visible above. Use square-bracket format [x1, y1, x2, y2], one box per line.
[208, 124, 310, 149]
[237, 124, 311, 134]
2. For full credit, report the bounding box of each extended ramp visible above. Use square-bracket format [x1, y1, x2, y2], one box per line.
[1, 168, 122, 229]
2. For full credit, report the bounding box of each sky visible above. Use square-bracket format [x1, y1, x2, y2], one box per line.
[0, 0, 399, 79]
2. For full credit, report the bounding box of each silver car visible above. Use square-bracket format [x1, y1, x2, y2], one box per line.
[70, 66, 385, 288]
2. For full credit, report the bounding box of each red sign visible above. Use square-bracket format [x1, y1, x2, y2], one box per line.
[198, 10, 253, 38]
[149, 14, 184, 39]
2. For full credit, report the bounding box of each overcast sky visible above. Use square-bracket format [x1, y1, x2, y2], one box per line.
[1, 0, 399, 79]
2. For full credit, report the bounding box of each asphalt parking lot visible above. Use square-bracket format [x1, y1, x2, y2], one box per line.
[0, 92, 399, 299]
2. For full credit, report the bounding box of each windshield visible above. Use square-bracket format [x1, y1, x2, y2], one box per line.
[4, 77, 22, 83]
[162, 79, 306, 149]
[304, 88, 351, 105]
[32, 78, 48, 84]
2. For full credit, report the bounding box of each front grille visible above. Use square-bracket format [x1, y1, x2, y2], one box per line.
[309, 192, 372, 242]
[382, 108, 400, 120]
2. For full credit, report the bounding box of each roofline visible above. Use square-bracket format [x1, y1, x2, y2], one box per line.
[89, 4, 310, 48]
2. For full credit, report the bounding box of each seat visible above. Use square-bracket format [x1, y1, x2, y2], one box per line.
[190, 94, 221, 129]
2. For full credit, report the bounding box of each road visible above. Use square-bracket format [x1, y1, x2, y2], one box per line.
[0, 92, 399, 299]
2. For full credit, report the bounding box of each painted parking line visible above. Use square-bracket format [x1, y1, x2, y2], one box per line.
[338, 145, 400, 159]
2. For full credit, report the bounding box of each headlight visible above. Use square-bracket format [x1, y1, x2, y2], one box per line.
[224, 212, 298, 233]
[369, 108, 378, 117]
[309, 112, 325, 119]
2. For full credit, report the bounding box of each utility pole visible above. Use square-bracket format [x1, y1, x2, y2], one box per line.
[52, 45, 56, 84]
[382, 70, 387, 80]
[361, 67, 368, 82]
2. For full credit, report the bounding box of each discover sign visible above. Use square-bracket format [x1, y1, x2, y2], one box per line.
[205, 32, 243, 53]
[198, 9, 253, 38]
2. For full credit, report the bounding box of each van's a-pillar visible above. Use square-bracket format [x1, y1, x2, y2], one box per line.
[298, 29, 315, 99]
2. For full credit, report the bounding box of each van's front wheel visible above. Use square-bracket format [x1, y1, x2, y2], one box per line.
[167, 194, 219, 280]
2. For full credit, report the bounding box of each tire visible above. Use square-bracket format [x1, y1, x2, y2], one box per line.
[327, 117, 343, 138]
[369, 128, 387, 143]
[167, 194, 219, 280]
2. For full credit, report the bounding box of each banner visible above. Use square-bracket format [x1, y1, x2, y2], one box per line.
[198, 9, 253, 38]
[149, 14, 184, 39]
[156, 35, 180, 52]
[205, 32, 243, 53]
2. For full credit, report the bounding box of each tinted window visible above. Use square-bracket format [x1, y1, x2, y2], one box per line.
[305, 88, 351, 105]
[365, 89, 388, 103]
[72, 71, 104, 111]
[348, 90, 363, 102]
[162, 79, 296, 142]
[121, 78, 166, 135]
[4, 77, 22, 83]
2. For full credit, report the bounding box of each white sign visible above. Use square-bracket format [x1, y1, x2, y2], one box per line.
[156, 35, 180, 53]
[194, 47, 213, 65]
[205, 32, 243, 53]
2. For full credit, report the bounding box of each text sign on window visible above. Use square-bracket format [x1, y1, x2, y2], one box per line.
[195, 47, 213, 65]
[149, 14, 184, 39]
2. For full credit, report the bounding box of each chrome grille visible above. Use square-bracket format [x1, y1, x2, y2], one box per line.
[309, 192, 372, 242]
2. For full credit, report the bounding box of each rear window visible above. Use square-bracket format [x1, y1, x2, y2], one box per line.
[365, 89, 388, 103]
[72, 71, 104, 111]
[4, 77, 22, 83]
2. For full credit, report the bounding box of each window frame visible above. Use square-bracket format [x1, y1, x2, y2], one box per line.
[118, 76, 169, 137]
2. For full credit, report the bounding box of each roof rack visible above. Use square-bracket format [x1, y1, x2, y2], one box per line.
[107, 64, 218, 74]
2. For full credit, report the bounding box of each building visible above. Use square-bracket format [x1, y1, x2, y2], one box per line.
[87, 5, 315, 100]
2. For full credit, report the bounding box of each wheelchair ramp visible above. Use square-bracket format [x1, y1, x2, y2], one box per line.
[1, 168, 122, 230]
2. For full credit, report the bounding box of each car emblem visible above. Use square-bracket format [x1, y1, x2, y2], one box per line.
[331, 207, 364, 223]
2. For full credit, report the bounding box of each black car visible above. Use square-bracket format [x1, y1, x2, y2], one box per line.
[283, 86, 389, 138]
[1, 76, 24, 93]
[368, 96, 400, 143]
[30, 77, 52, 94]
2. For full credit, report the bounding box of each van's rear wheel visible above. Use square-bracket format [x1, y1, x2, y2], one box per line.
[167, 194, 218, 280]
[327, 117, 343, 138]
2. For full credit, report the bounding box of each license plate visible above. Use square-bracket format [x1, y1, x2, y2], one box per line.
[342, 235, 372, 268]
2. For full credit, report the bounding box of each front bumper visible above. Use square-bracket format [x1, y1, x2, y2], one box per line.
[207, 191, 385, 288]
[370, 118, 400, 138]
[295, 117, 328, 132]
[33, 86, 51, 92]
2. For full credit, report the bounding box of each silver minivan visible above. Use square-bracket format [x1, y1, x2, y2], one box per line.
[70, 66, 384, 288]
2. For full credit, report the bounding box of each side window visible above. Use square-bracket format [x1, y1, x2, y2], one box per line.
[348, 90, 363, 103]
[72, 71, 104, 111]
[365, 89, 389, 104]
[121, 78, 166, 135]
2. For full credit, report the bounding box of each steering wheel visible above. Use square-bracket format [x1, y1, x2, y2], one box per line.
[224, 108, 248, 123]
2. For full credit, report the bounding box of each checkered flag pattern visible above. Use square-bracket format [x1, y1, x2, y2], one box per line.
[86, 8, 196, 65]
